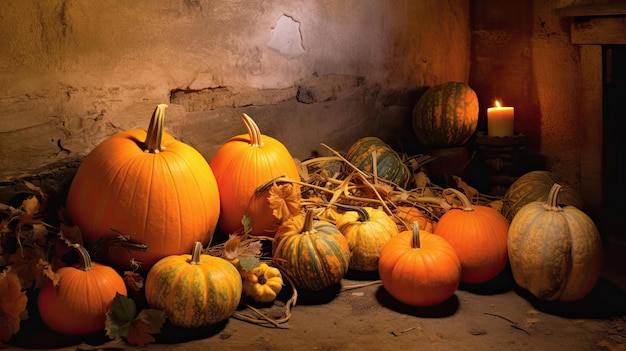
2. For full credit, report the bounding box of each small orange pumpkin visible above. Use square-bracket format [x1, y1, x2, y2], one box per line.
[209, 113, 300, 236]
[379, 222, 461, 307]
[37, 246, 127, 334]
[393, 205, 435, 233]
[66, 104, 221, 270]
[433, 188, 509, 284]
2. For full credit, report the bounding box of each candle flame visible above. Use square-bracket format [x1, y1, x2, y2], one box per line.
[495, 100, 502, 108]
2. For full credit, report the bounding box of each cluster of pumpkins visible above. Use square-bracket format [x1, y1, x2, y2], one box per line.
[36, 91, 603, 335]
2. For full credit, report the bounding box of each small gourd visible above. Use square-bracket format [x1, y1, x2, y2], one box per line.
[507, 183, 603, 301]
[240, 262, 284, 303]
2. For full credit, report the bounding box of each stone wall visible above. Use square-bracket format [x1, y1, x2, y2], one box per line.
[0, 0, 471, 199]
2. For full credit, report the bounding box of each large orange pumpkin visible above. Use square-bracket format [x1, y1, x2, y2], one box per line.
[209, 113, 300, 236]
[379, 222, 461, 307]
[433, 188, 509, 284]
[66, 104, 221, 270]
[37, 246, 127, 334]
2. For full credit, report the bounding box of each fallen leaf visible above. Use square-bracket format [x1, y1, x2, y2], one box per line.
[268, 182, 302, 223]
[0, 268, 28, 342]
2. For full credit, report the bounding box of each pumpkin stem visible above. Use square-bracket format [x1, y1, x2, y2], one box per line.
[333, 203, 371, 222]
[75, 245, 93, 272]
[258, 273, 267, 285]
[545, 183, 564, 211]
[144, 104, 168, 153]
[190, 241, 203, 265]
[301, 209, 316, 234]
[241, 113, 264, 147]
[442, 188, 474, 212]
[411, 221, 421, 250]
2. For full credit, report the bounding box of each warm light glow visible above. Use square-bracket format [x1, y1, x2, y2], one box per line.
[495, 100, 502, 108]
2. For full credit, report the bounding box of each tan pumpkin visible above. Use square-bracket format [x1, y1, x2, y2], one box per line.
[507, 183, 603, 301]
[335, 205, 399, 272]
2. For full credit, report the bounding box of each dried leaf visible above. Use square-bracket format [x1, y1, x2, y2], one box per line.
[223, 234, 244, 260]
[452, 175, 479, 202]
[20, 196, 39, 216]
[0, 268, 28, 342]
[8, 246, 48, 289]
[58, 223, 83, 247]
[125, 309, 166, 347]
[123, 271, 144, 292]
[38, 259, 60, 286]
[414, 171, 431, 188]
[267, 183, 302, 222]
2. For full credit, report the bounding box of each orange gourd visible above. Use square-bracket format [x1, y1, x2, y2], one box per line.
[66, 104, 221, 270]
[209, 113, 300, 236]
[433, 188, 509, 284]
[393, 205, 435, 233]
[378, 222, 461, 307]
[37, 246, 127, 334]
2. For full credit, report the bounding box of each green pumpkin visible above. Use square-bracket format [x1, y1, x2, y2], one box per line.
[412, 81, 479, 147]
[345, 136, 411, 188]
[272, 210, 351, 291]
[502, 170, 584, 222]
[144, 242, 242, 328]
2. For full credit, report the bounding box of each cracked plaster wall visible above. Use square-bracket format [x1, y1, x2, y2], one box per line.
[0, 0, 471, 197]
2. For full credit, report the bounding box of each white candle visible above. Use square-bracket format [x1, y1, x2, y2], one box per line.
[487, 101, 514, 137]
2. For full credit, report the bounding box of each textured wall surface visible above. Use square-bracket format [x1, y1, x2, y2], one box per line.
[0, 0, 471, 197]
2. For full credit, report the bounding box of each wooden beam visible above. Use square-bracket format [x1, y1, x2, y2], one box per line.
[571, 16, 626, 45]
[553, 3, 626, 17]
[579, 45, 603, 215]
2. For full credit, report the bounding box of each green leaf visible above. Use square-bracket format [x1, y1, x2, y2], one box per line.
[241, 215, 252, 234]
[105, 310, 131, 340]
[239, 256, 260, 271]
[111, 293, 137, 322]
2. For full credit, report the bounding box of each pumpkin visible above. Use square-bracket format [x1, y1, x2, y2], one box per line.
[507, 183, 603, 301]
[502, 170, 584, 222]
[433, 188, 509, 284]
[66, 104, 221, 270]
[144, 241, 242, 328]
[335, 204, 399, 272]
[209, 113, 300, 236]
[393, 205, 435, 233]
[345, 137, 411, 189]
[412, 81, 479, 147]
[37, 246, 127, 335]
[240, 262, 284, 303]
[379, 222, 461, 307]
[272, 209, 351, 291]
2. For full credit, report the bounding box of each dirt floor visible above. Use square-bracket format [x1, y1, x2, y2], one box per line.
[5, 243, 626, 351]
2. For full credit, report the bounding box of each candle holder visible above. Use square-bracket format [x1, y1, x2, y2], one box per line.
[474, 132, 529, 196]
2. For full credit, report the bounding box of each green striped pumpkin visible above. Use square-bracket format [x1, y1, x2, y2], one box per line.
[144, 242, 242, 328]
[412, 81, 479, 147]
[502, 170, 584, 222]
[272, 210, 351, 291]
[345, 137, 411, 188]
